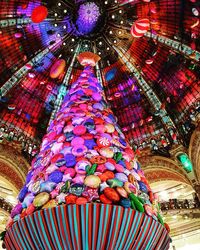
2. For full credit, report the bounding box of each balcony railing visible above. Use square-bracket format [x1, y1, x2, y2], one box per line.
[160, 199, 200, 211]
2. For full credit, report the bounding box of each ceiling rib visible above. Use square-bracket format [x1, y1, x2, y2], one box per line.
[0, 36, 68, 96]
[48, 42, 81, 123]
[144, 32, 200, 62]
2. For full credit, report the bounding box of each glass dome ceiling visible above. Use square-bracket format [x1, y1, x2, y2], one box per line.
[0, 0, 199, 160]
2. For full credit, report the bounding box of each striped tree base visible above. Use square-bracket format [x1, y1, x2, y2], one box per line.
[4, 204, 170, 250]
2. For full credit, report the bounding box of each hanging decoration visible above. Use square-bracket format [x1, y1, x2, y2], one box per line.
[131, 18, 150, 38]
[14, 33, 23, 39]
[145, 59, 154, 64]
[77, 51, 101, 66]
[50, 59, 66, 79]
[31, 6, 48, 23]
[76, 2, 101, 35]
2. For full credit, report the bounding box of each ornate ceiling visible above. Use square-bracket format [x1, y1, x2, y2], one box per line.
[0, 0, 199, 160]
[0, 0, 200, 245]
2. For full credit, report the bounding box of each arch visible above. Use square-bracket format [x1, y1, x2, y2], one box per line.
[189, 123, 200, 182]
[139, 155, 191, 185]
[0, 140, 29, 190]
[0, 160, 24, 190]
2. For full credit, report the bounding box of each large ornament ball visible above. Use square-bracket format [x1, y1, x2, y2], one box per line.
[31, 6, 48, 23]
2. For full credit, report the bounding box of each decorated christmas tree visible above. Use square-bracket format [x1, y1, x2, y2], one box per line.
[3, 52, 170, 250]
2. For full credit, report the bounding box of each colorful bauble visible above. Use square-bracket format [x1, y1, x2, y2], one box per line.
[77, 51, 101, 66]
[31, 6, 48, 23]
[131, 18, 150, 38]
[50, 59, 66, 79]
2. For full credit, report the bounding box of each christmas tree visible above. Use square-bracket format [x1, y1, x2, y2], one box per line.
[4, 52, 170, 250]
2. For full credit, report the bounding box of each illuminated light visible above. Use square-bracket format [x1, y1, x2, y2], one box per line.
[71, 48, 74, 52]
[64, 9, 67, 13]
[98, 52, 101, 55]
[159, 191, 169, 201]
[107, 47, 110, 50]
[57, 33, 61, 37]
[58, 2, 61, 6]
[54, 23, 58, 27]
[28, 73, 35, 78]
[118, 31, 122, 34]
[109, 30, 113, 34]
[63, 42, 66, 45]
[114, 40, 117, 43]
[6, 196, 17, 205]
[40, 81, 45, 85]
[119, 10, 122, 14]
[63, 25, 67, 29]
[112, 15, 115, 19]
[105, 1, 108, 4]
[99, 41, 102, 45]
[120, 20, 124, 24]
[31, 6, 48, 23]
[177, 153, 193, 173]
[54, 13, 58, 17]
[72, 38, 75, 42]
[0, 215, 5, 220]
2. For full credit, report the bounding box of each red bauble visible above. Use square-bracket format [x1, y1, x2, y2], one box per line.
[31, 6, 48, 23]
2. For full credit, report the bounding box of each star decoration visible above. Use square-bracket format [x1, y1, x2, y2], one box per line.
[46, 164, 58, 174]
[57, 193, 67, 204]
[100, 181, 109, 192]
[62, 174, 72, 182]
[51, 189, 59, 199]
[55, 182, 65, 192]
[124, 169, 131, 176]
[82, 187, 99, 201]
[40, 181, 56, 193]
